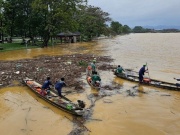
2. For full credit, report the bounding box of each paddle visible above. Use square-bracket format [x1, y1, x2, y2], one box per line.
[146, 62, 150, 79]
[121, 66, 128, 77]
[50, 88, 72, 102]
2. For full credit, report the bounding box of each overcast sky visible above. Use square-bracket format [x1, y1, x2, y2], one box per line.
[88, 0, 180, 28]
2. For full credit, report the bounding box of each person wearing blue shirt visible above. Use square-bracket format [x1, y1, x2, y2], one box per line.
[41, 77, 52, 96]
[55, 78, 66, 98]
[139, 65, 148, 83]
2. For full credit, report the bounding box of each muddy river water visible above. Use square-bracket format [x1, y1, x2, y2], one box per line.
[0, 33, 180, 135]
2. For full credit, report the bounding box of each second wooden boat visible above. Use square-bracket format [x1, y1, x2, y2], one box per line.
[114, 71, 180, 91]
[86, 68, 101, 90]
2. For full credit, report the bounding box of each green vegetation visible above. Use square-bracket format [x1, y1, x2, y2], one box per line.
[78, 60, 88, 67]
[0, 0, 132, 49]
[110, 21, 131, 35]
[132, 26, 180, 33]
[0, 0, 179, 52]
[0, 43, 39, 51]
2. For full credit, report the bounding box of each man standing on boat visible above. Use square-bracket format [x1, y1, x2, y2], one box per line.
[41, 77, 52, 96]
[91, 59, 96, 74]
[55, 78, 66, 98]
[139, 65, 148, 83]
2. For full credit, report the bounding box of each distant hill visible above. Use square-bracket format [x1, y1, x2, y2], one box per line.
[143, 25, 180, 30]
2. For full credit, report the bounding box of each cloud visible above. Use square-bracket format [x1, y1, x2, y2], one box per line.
[88, 0, 180, 27]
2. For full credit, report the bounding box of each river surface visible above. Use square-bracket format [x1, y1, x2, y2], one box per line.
[0, 33, 180, 135]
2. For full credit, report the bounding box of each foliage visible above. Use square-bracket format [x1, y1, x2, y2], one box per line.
[132, 26, 145, 33]
[110, 21, 131, 35]
[78, 60, 88, 66]
[110, 21, 122, 35]
[122, 25, 131, 33]
[1, 0, 132, 46]
[0, 0, 4, 40]
[75, 5, 111, 41]
[0, 43, 39, 51]
[31, 0, 87, 46]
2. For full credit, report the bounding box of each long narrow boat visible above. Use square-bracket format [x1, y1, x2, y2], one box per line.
[23, 78, 86, 116]
[86, 68, 101, 90]
[114, 71, 180, 91]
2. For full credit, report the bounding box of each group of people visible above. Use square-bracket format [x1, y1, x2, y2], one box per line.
[41, 59, 102, 98]
[116, 64, 180, 86]
[42, 62, 179, 97]
[115, 64, 148, 83]
[41, 77, 66, 98]
[87, 59, 101, 86]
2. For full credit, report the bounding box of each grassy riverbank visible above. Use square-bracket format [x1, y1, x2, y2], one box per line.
[0, 43, 40, 52]
[0, 39, 66, 52]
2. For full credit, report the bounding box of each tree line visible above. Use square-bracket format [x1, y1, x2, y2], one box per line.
[0, 0, 133, 47]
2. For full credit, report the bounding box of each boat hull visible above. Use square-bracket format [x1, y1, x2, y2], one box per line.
[114, 72, 180, 91]
[23, 78, 85, 116]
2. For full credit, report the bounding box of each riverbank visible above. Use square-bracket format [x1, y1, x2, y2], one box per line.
[0, 54, 115, 90]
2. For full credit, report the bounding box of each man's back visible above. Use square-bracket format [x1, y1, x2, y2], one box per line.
[139, 66, 145, 75]
[92, 74, 101, 82]
[42, 80, 51, 89]
[55, 81, 66, 89]
[91, 63, 96, 71]
[117, 67, 123, 73]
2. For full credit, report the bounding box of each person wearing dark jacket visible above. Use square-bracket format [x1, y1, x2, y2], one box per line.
[55, 78, 66, 98]
[41, 77, 52, 96]
[139, 65, 148, 83]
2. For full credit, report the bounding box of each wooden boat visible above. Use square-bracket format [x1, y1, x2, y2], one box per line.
[86, 67, 101, 90]
[23, 78, 86, 116]
[114, 71, 180, 91]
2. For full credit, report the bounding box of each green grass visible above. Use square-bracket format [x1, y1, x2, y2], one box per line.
[0, 43, 40, 52]
[0, 38, 68, 52]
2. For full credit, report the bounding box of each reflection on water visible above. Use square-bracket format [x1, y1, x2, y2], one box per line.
[0, 87, 72, 135]
[0, 33, 180, 135]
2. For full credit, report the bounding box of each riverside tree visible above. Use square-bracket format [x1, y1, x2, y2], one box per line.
[1, 0, 130, 46]
[0, 0, 4, 41]
[110, 21, 122, 35]
[75, 5, 111, 41]
[31, 0, 88, 47]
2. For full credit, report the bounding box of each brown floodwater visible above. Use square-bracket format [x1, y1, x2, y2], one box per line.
[0, 33, 180, 135]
